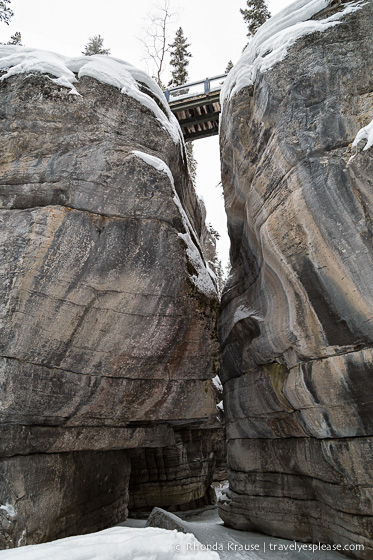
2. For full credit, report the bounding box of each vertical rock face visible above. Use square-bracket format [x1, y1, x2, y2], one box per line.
[128, 428, 219, 514]
[0, 52, 221, 547]
[219, 1, 373, 557]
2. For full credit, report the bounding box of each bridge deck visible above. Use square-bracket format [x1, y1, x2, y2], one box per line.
[165, 75, 226, 142]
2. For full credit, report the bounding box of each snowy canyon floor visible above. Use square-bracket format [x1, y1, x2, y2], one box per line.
[122, 507, 349, 560]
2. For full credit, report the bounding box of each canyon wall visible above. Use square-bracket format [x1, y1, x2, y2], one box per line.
[0, 52, 221, 547]
[219, 1, 373, 558]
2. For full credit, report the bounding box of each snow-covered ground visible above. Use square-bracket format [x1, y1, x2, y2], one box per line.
[180, 509, 350, 560]
[0, 504, 350, 559]
[122, 507, 349, 560]
[0, 526, 219, 560]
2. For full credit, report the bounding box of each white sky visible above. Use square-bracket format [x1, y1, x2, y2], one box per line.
[1, 0, 293, 267]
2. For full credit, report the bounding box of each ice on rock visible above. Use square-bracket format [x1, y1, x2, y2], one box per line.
[0, 46, 181, 144]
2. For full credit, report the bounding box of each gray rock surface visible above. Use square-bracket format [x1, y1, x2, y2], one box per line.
[0, 451, 131, 548]
[145, 507, 188, 533]
[0, 63, 220, 546]
[128, 428, 219, 515]
[218, 2, 373, 558]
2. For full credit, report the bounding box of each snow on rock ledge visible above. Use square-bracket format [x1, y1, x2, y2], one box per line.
[0, 45, 181, 144]
[351, 118, 373, 153]
[132, 151, 217, 298]
[221, 0, 364, 107]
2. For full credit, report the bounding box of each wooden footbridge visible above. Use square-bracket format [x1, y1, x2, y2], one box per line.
[164, 74, 227, 142]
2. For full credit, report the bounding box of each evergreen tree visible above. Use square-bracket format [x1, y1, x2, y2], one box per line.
[0, 1, 23, 46]
[7, 31, 22, 45]
[225, 60, 234, 73]
[186, 143, 197, 184]
[0, 0, 13, 25]
[202, 224, 226, 297]
[168, 27, 191, 87]
[82, 35, 110, 56]
[215, 259, 225, 298]
[240, 0, 271, 38]
[168, 26, 197, 185]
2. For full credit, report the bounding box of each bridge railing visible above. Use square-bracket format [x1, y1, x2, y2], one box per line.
[164, 74, 227, 103]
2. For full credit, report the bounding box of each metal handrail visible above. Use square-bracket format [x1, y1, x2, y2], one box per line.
[164, 74, 227, 102]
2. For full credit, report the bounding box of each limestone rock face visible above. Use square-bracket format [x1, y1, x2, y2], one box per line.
[1, 451, 131, 548]
[0, 60, 220, 547]
[128, 428, 219, 514]
[219, 2, 373, 557]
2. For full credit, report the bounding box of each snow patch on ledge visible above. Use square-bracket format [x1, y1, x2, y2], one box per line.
[221, 0, 364, 107]
[351, 118, 373, 152]
[132, 150, 174, 185]
[217, 400, 224, 412]
[0, 526, 220, 559]
[0, 46, 181, 144]
[132, 151, 217, 298]
[233, 305, 262, 326]
[212, 375, 223, 392]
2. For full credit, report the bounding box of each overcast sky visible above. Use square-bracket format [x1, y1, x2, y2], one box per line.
[1, 0, 293, 267]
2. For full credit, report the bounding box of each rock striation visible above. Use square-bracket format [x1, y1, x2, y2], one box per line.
[0, 49, 222, 547]
[128, 428, 219, 515]
[218, 1, 373, 558]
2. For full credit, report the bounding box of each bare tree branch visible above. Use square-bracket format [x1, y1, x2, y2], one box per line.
[139, 0, 178, 88]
